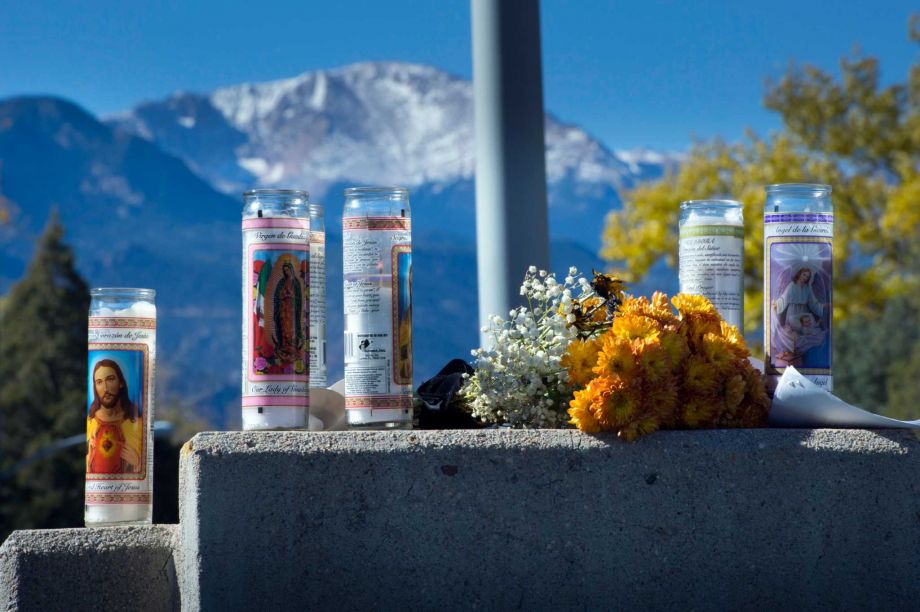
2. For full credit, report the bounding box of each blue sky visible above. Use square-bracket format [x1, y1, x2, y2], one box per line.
[1, 0, 916, 150]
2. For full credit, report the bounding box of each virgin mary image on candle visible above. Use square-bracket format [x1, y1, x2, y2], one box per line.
[86, 352, 144, 475]
[259, 252, 307, 376]
[769, 242, 831, 369]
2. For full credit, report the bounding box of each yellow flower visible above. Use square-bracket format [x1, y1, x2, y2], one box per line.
[566, 289, 770, 440]
[671, 293, 719, 319]
[659, 332, 690, 366]
[700, 333, 736, 369]
[718, 321, 751, 359]
[636, 339, 671, 383]
[562, 338, 602, 388]
[594, 335, 636, 378]
[684, 355, 718, 395]
[650, 291, 678, 324]
[612, 313, 660, 342]
[605, 381, 640, 426]
[568, 386, 601, 433]
[724, 373, 746, 410]
[294, 359, 306, 374]
[679, 396, 719, 428]
[644, 382, 679, 427]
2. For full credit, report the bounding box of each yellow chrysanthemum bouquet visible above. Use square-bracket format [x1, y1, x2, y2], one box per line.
[566, 292, 770, 440]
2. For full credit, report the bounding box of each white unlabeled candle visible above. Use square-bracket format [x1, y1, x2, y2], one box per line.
[86, 292, 156, 527]
[678, 200, 745, 331]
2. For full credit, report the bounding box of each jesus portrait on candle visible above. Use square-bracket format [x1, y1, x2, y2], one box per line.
[86, 356, 143, 475]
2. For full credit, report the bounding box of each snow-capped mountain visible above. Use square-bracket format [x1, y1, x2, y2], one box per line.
[0, 64, 681, 426]
[108, 62, 678, 243]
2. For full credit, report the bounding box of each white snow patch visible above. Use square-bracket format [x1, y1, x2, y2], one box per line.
[239, 157, 270, 176]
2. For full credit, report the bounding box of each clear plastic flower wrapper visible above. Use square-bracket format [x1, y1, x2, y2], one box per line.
[85, 288, 156, 527]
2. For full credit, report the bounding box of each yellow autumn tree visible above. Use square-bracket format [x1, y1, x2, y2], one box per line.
[602, 17, 920, 335]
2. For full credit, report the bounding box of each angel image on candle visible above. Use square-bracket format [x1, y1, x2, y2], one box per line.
[769, 242, 831, 369]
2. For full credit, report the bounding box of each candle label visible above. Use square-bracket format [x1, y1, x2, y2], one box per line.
[86, 318, 155, 507]
[764, 212, 833, 390]
[309, 229, 327, 388]
[343, 217, 412, 410]
[242, 218, 310, 409]
[679, 224, 744, 331]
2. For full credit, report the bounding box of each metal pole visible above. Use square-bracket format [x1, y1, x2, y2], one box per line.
[471, 0, 550, 347]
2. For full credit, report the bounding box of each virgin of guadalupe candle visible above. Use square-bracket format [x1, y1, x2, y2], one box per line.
[86, 288, 156, 526]
[242, 189, 310, 430]
[679, 199, 744, 331]
[763, 184, 833, 392]
[343, 187, 413, 429]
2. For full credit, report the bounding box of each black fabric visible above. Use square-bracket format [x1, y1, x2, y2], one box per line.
[415, 359, 480, 429]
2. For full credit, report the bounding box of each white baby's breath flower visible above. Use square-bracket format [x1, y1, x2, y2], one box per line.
[460, 263, 602, 429]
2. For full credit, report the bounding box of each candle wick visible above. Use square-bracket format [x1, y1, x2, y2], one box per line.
[258, 209, 263, 218]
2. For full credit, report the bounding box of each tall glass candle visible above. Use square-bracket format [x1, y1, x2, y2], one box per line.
[242, 189, 310, 430]
[764, 184, 833, 392]
[309, 202, 327, 388]
[679, 199, 745, 331]
[343, 187, 413, 429]
[86, 288, 156, 526]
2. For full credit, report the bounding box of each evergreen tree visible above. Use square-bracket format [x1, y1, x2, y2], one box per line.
[0, 213, 89, 540]
[834, 296, 920, 415]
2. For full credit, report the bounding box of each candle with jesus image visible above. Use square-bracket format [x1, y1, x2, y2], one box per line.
[242, 190, 310, 430]
[763, 183, 834, 392]
[85, 288, 156, 527]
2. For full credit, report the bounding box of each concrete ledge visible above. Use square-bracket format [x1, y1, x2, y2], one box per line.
[180, 429, 920, 610]
[1, 524, 180, 611]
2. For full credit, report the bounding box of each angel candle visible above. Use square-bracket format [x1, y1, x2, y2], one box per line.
[85, 288, 156, 526]
[679, 199, 744, 332]
[763, 184, 833, 392]
[242, 190, 310, 430]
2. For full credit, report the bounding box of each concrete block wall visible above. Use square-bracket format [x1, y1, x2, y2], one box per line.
[0, 524, 180, 611]
[3, 429, 920, 610]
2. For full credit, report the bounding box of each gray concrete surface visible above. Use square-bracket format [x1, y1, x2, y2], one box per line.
[1, 524, 179, 611]
[179, 429, 920, 611]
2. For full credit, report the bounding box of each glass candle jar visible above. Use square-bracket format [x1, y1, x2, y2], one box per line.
[342, 187, 413, 429]
[86, 288, 156, 527]
[309, 202, 327, 389]
[241, 189, 310, 430]
[679, 199, 745, 331]
[764, 183, 833, 392]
